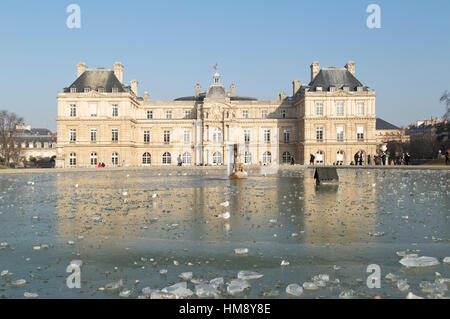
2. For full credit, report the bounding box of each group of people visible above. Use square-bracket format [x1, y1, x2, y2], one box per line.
[309, 151, 412, 166]
[438, 149, 450, 165]
[97, 162, 106, 168]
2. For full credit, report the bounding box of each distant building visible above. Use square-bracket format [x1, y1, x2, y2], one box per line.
[376, 118, 410, 144]
[16, 125, 57, 160]
[56, 61, 377, 167]
[406, 117, 448, 141]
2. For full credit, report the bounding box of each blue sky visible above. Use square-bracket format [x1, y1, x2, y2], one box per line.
[0, 0, 449, 131]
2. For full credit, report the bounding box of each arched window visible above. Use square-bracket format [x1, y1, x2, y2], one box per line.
[90, 152, 98, 166]
[213, 128, 222, 143]
[282, 151, 291, 164]
[182, 152, 191, 165]
[69, 153, 76, 166]
[316, 151, 324, 164]
[111, 152, 119, 165]
[263, 151, 272, 164]
[142, 152, 151, 165]
[337, 150, 344, 165]
[212, 152, 222, 165]
[244, 151, 252, 165]
[162, 152, 171, 165]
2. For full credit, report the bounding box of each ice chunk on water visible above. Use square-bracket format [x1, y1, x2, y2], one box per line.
[220, 201, 229, 207]
[302, 282, 318, 291]
[281, 260, 290, 267]
[24, 292, 39, 299]
[339, 289, 355, 299]
[195, 284, 219, 298]
[104, 279, 123, 294]
[286, 284, 303, 297]
[162, 282, 194, 299]
[70, 260, 83, 267]
[159, 269, 168, 276]
[119, 290, 132, 298]
[419, 281, 448, 295]
[150, 291, 177, 299]
[218, 212, 230, 219]
[396, 279, 410, 293]
[443, 257, 450, 264]
[209, 277, 224, 289]
[1, 270, 9, 277]
[227, 279, 250, 296]
[237, 271, 264, 280]
[11, 279, 26, 288]
[399, 256, 440, 268]
[406, 292, 424, 299]
[234, 248, 248, 256]
[385, 273, 400, 282]
[179, 272, 193, 281]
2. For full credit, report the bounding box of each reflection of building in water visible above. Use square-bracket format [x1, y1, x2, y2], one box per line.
[302, 169, 377, 244]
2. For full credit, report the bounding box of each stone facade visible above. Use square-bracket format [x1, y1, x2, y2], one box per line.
[56, 61, 377, 168]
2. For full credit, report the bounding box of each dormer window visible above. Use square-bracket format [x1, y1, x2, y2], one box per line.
[329, 86, 336, 92]
[70, 88, 77, 93]
[84, 88, 91, 93]
[97, 87, 105, 93]
[316, 87, 323, 92]
[357, 86, 364, 92]
[343, 86, 350, 92]
[112, 87, 119, 93]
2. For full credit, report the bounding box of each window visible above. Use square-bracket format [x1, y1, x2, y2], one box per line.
[243, 110, 248, 119]
[244, 152, 252, 164]
[316, 87, 323, 92]
[357, 126, 364, 141]
[166, 111, 172, 119]
[111, 152, 119, 165]
[244, 130, 250, 143]
[70, 104, 76, 117]
[70, 88, 77, 93]
[90, 128, 97, 142]
[264, 130, 271, 143]
[316, 127, 323, 141]
[162, 152, 171, 165]
[263, 151, 272, 164]
[184, 110, 191, 118]
[357, 103, 365, 116]
[330, 86, 336, 92]
[147, 110, 153, 119]
[90, 152, 98, 166]
[184, 130, 190, 144]
[213, 128, 222, 143]
[212, 152, 222, 165]
[142, 152, 151, 165]
[282, 152, 291, 164]
[111, 128, 118, 142]
[164, 130, 170, 143]
[284, 130, 290, 144]
[112, 104, 118, 117]
[69, 153, 76, 166]
[112, 87, 119, 93]
[144, 130, 150, 143]
[357, 86, 364, 92]
[337, 126, 344, 141]
[316, 151, 324, 164]
[337, 150, 344, 165]
[261, 110, 267, 118]
[316, 103, 323, 116]
[98, 87, 105, 93]
[84, 88, 91, 93]
[182, 152, 191, 165]
[281, 110, 286, 119]
[336, 103, 344, 116]
[90, 104, 97, 117]
[343, 86, 350, 92]
[70, 129, 76, 142]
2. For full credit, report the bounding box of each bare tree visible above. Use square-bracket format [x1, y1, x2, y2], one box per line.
[441, 90, 450, 120]
[0, 110, 24, 165]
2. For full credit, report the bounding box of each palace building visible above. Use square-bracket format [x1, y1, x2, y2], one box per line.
[55, 61, 377, 168]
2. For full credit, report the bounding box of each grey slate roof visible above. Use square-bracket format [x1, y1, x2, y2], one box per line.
[174, 93, 257, 102]
[64, 69, 129, 93]
[307, 68, 367, 92]
[376, 118, 400, 130]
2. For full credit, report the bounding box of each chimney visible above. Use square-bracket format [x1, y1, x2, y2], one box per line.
[130, 80, 138, 96]
[195, 84, 201, 97]
[114, 62, 124, 83]
[292, 79, 301, 96]
[279, 92, 286, 100]
[310, 61, 321, 82]
[345, 61, 355, 75]
[143, 92, 149, 102]
[77, 62, 87, 78]
[230, 84, 236, 97]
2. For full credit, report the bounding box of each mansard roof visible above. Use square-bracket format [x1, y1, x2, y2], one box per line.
[63, 69, 130, 93]
[376, 118, 400, 130]
[174, 93, 257, 102]
[307, 68, 367, 92]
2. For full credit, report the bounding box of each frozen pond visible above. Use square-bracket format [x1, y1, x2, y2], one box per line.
[0, 168, 449, 299]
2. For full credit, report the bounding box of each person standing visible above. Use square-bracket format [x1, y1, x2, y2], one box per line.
[354, 152, 359, 166]
[310, 154, 315, 165]
[177, 154, 183, 167]
[290, 156, 295, 165]
[445, 150, 449, 165]
[405, 152, 411, 166]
